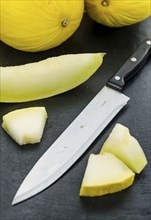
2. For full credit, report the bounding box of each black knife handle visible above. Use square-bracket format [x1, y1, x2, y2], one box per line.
[106, 39, 151, 91]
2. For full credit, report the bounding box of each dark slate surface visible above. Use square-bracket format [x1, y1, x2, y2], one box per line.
[0, 14, 151, 220]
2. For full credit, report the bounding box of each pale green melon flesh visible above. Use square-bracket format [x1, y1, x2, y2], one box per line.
[2, 107, 48, 145]
[0, 53, 105, 102]
[100, 123, 148, 173]
[80, 153, 135, 197]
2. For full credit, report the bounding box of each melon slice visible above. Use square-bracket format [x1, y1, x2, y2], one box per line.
[80, 153, 135, 197]
[2, 107, 48, 145]
[0, 53, 105, 103]
[100, 124, 147, 173]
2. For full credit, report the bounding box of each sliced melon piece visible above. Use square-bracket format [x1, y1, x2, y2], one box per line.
[2, 107, 48, 145]
[0, 53, 105, 103]
[100, 124, 147, 173]
[80, 153, 135, 197]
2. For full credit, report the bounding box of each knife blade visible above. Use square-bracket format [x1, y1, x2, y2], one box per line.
[12, 39, 151, 205]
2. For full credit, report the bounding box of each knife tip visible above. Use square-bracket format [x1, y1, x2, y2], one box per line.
[11, 196, 19, 206]
[11, 199, 17, 206]
[11, 193, 24, 206]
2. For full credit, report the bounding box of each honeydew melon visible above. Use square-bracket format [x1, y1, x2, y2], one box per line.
[0, 53, 105, 103]
[0, 0, 84, 52]
[85, 0, 151, 27]
[2, 107, 48, 145]
[100, 124, 148, 173]
[80, 153, 135, 197]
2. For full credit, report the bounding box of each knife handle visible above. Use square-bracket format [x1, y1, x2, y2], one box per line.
[107, 39, 151, 91]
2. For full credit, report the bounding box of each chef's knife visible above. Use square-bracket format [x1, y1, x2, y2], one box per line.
[12, 39, 151, 205]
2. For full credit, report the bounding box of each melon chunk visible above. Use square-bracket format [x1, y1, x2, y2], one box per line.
[100, 124, 147, 173]
[80, 153, 135, 197]
[2, 107, 48, 145]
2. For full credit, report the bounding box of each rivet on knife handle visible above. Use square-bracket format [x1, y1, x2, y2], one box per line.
[107, 39, 151, 91]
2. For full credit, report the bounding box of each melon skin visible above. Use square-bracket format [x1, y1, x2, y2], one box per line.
[0, 0, 84, 52]
[0, 53, 105, 103]
[85, 0, 151, 27]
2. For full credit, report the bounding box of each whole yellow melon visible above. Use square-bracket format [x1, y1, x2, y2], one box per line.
[0, 0, 84, 52]
[85, 0, 151, 27]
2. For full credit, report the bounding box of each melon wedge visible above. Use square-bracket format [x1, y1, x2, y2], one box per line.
[80, 153, 135, 197]
[2, 107, 48, 145]
[0, 53, 105, 103]
[100, 124, 148, 173]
